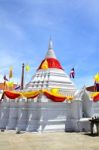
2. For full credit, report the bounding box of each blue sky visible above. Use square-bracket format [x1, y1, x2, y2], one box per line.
[0, 0, 99, 89]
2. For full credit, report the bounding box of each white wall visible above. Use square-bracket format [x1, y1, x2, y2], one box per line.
[0, 98, 83, 132]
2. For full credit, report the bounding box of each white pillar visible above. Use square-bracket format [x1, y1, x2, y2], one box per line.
[6, 100, 18, 130]
[26, 101, 41, 132]
[16, 99, 28, 131]
[65, 100, 82, 132]
[0, 99, 10, 129]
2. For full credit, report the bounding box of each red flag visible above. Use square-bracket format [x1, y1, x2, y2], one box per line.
[70, 68, 75, 78]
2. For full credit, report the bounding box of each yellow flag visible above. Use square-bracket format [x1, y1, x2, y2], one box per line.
[6, 81, 14, 87]
[94, 73, 99, 82]
[25, 64, 30, 72]
[9, 66, 13, 78]
[41, 60, 48, 69]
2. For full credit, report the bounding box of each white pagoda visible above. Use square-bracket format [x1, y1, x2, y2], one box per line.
[26, 39, 76, 96]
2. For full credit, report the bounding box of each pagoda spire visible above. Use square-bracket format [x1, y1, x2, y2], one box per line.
[48, 38, 53, 50]
[45, 39, 56, 59]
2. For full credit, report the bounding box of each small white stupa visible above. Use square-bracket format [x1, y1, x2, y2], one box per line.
[26, 39, 76, 96]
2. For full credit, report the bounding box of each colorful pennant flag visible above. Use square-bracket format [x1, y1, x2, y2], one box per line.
[9, 66, 13, 78]
[14, 85, 20, 90]
[3, 75, 8, 81]
[25, 64, 30, 72]
[6, 81, 14, 87]
[70, 68, 75, 78]
[94, 73, 99, 83]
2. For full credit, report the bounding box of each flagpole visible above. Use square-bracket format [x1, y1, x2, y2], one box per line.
[95, 82, 98, 92]
[4, 81, 6, 91]
[20, 63, 24, 90]
[94, 81, 96, 92]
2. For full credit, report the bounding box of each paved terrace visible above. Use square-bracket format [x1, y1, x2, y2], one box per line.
[0, 131, 99, 150]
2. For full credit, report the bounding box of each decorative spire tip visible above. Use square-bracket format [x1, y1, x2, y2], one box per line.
[48, 38, 53, 50]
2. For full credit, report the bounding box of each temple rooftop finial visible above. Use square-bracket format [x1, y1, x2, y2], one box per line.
[45, 38, 56, 59]
[48, 38, 53, 50]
